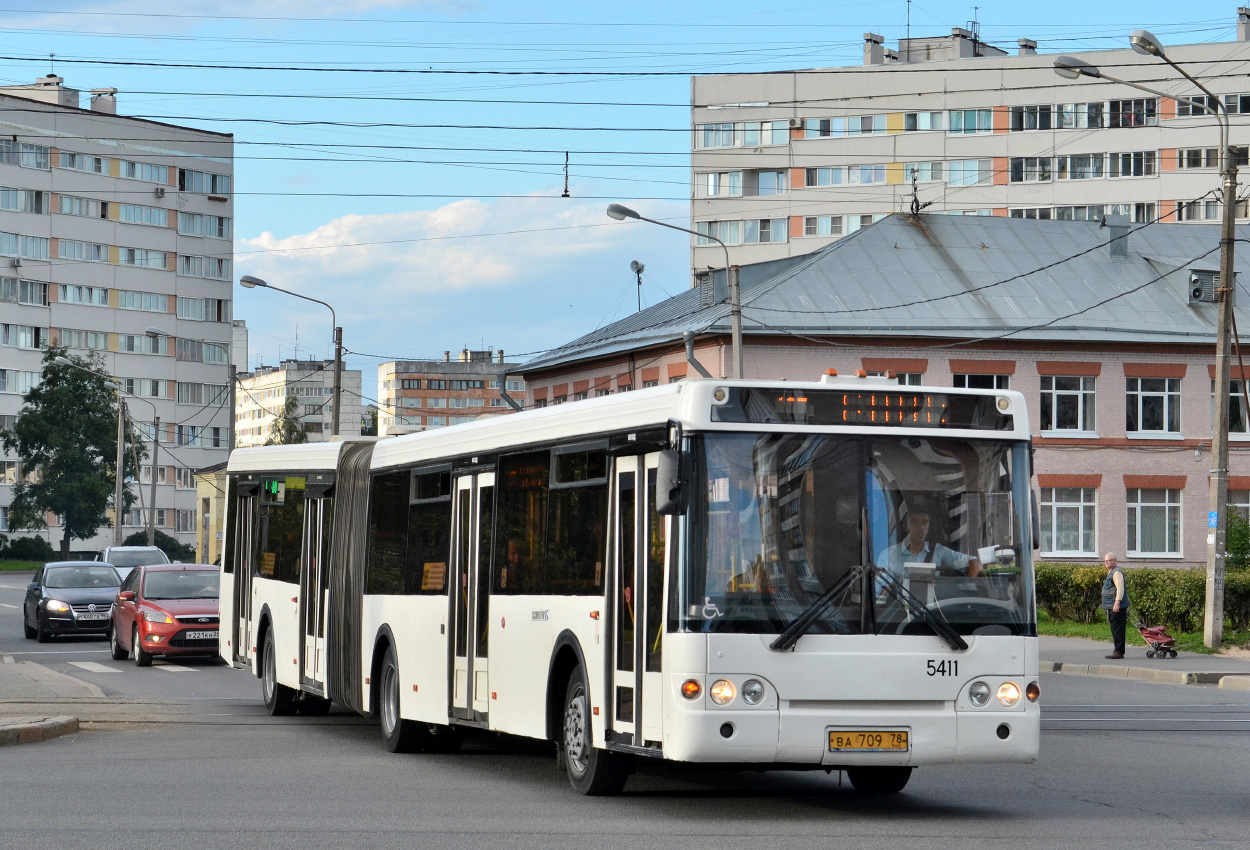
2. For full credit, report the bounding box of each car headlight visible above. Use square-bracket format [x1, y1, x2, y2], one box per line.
[969, 681, 991, 707]
[997, 682, 1021, 707]
[45, 600, 70, 613]
[741, 679, 765, 705]
[143, 610, 173, 624]
[709, 679, 736, 705]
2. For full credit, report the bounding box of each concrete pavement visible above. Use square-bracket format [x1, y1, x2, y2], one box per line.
[1039, 634, 1250, 687]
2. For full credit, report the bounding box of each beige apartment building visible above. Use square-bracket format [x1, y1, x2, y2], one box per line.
[235, 360, 363, 447]
[690, 8, 1250, 276]
[378, 349, 526, 436]
[0, 75, 233, 554]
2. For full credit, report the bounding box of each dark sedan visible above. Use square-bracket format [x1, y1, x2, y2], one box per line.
[23, 562, 122, 642]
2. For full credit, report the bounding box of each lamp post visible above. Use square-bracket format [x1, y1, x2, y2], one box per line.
[239, 274, 343, 436]
[1056, 35, 1238, 648]
[146, 328, 236, 452]
[606, 203, 743, 379]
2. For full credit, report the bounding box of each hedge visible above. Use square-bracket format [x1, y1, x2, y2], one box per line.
[1036, 563, 1250, 633]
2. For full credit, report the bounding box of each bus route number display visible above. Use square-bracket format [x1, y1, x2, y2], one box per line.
[710, 387, 1014, 431]
[833, 392, 943, 425]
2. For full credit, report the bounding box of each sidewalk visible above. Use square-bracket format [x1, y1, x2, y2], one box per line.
[0, 656, 100, 746]
[1040, 635, 1250, 690]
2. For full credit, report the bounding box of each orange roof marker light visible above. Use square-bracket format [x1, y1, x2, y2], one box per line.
[854, 369, 868, 378]
[825, 368, 838, 377]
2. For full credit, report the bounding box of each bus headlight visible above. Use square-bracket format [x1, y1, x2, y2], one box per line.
[709, 679, 736, 705]
[969, 681, 991, 707]
[741, 679, 765, 705]
[997, 682, 1021, 707]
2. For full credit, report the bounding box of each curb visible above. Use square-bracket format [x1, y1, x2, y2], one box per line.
[1042, 660, 1250, 686]
[0, 716, 79, 747]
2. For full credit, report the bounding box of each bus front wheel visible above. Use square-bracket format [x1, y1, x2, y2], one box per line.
[846, 766, 913, 794]
[378, 646, 427, 753]
[562, 668, 627, 796]
[261, 629, 297, 716]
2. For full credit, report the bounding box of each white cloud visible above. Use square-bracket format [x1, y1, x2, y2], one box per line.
[16, 1, 463, 33]
[234, 195, 689, 379]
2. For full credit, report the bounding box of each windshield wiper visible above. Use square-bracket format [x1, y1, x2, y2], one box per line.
[872, 567, 969, 651]
[770, 566, 864, 652]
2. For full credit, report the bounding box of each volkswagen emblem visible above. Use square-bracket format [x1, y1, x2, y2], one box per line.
[87, 604, 96, 612]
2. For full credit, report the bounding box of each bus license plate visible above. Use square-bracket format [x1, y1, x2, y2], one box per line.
[828, 730, 909, 752]
[186, 630, 219, 640]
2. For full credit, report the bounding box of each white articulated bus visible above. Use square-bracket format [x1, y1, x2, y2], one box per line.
[219, 373, 1040, 795]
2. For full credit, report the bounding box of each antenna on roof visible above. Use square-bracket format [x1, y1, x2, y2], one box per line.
[909, 167, 933, 216]
[49, 54, 55, 75]
[562, 152, 570, 198]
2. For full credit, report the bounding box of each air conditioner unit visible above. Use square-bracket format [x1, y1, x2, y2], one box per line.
[155, 187, 166, 198]
[10, 257, 20, 268]
[1190, 272, 1218, 304]
[788, 117, 804, 129]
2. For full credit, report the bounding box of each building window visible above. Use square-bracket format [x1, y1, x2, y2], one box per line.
[948, 109, 993, 134]
[803, 215, 843, 237]
[1055, 205, 1107, 222]
[695, 220, 741, 246]
[755, 170, 788, 195]
[903, 111, 944, 132]
[178, 169, 231, 196]
[119, 334, 166, 355]
[848, 164, 886, 184]
[118, 248, 166, 268]
[427, 379, 447, 390]
[804, 166, 843, 187]
[176, 468, 195, 489]
[697, 120, 787, 149]
[401, 379, 422, 389]
[947, 159, 992, 186]
[866, 372, 922, 386]
[702, 171, 742, 197]
[1010, 207, 1053, 220]
[1056, 102, 1104, 129]
[1041, 487, 1097, 555]
[119, 204, 168, 227]
[1056, 154, 1104, 180]
[0, 187, 47, 214]
[1010, 104, 1052, 131]
[1126, 377, 1180, 433]
[745, 218, 787, 244]
[1178, 148, 1219, 169]
[120, 161, 169, 183]
[178, 255, 231, 280]
[1179, 95, 1222, 117]
[953, 374, 1009, 390]
[1041, 376, 1096, 432]
[1009, 157, 1052, 183]
[1212, 379, 1249, 436]
[118, 291, 168, 312]
[1108, 98, 1157, 128]
[1126, 488, 1180, 555]
[58, 152, 109, 173]
[1176, 199, 1223, 222]
[595, 389, 611, 397]
[59, 329, 108, 350]
[449, 379, 484, 390]
[908, 162, 943, 182]
[1109, 151, 1156, 178]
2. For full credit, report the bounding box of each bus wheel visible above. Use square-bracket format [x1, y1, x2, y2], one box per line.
[846, 766, 913, 794]
[261, 630, 297, 716]
[562, 668, 627, 796]
[379, 646, 427, 753]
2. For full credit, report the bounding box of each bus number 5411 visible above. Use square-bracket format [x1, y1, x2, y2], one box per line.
[926, 659, 958, 677]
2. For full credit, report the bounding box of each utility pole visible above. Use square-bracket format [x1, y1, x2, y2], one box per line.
[228, 364, 237, 452]
[114, 397, 125, 546]
[332, 326, 343, 437]
[1205, 146, 1240, 648]
[147, 416, 159, 547]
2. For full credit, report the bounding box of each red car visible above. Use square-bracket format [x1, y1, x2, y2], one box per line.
[110, 564, 221, 666]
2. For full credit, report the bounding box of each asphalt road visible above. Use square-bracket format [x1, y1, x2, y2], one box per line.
[3, 571, 1249, 849]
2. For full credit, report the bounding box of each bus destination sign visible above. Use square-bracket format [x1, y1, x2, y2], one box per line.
[710, 387, 1013, 431]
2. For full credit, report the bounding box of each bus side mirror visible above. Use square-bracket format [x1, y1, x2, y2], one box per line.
[656, 449, 687, 516]
[1031, 490, 1041, 551]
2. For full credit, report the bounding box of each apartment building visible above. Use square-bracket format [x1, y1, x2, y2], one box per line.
[378, 349, 526, 436]
[235, 360, 363, 447]
[520, 213, 1250, 568]
[0, 75, 233, 553]
[690, 8, 1250, 275]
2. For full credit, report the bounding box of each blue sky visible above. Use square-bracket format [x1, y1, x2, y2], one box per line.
[1, 1, 1239, 388]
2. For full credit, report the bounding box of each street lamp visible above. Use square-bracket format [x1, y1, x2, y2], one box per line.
[606, 203, 743, 379]
[239, 274, 344, 436]
[1055, 35, 1238, 648]
[146, 328, 236, 452]
[54, 356, 158, 546]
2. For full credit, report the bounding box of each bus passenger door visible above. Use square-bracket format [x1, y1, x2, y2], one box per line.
[231, 484, 257, 667]
[300, 490, 332, 691]
[450, 472, 493, 722]
[611, 454, 666, 749]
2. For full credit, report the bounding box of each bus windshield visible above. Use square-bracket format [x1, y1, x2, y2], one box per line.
[682, 432, 1035, 638]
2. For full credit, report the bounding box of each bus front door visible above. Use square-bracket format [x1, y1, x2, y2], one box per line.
[610, 454, 665, 749]
[450, 472, 494, 722]
[300, 493, 332, 691]
[231, 487, 257, 667]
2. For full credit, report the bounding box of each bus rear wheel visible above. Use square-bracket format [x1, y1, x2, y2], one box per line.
[261, 629, 297, 715]
[562, 668, 627, 796]
[846, 766, 913, 794]
[379, 646, 427, 753]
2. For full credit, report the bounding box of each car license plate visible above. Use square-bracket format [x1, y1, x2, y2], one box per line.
[77, 612, 109, 621]
[828, 730, 909, 752]
[186, 630, 219, 640]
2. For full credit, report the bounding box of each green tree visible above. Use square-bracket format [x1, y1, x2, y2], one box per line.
[1, 346, 141, 558]
[266, 394, 309, 445]
[1227, 510, 1250, 570]
[361, 405, 378, 437]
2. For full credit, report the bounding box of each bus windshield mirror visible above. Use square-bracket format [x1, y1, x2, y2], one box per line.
[873, 567, 969, 652]
[769, 565, 864, 652]
[655, 448, 687, 515]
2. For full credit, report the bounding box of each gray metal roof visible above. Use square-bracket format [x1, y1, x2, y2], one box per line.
[522, 214, 1247, 372]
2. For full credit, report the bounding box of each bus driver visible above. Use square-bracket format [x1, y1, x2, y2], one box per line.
[876, 510, 983, 584]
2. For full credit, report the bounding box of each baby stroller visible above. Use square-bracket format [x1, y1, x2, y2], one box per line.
[1136, 621, 1178, 659]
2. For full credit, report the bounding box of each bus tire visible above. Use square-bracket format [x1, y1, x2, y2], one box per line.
[379, 646, 426, 753]
[846, 766, 913, 794]
[562, 668, 628, 796]
[261, 629, 297, 715]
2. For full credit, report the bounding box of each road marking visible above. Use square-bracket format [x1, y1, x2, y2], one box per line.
[155, 663, 196, 672]
[69, 661, 121, 674]
[0, 602, 17, 608]
[4, 649, 111, 654]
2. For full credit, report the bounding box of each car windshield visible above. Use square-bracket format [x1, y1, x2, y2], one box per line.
[680, 432, 1035, 638]
[108, 549, 170, 568]
[44, 566, 121, 589]
[142, 570, 220, 600]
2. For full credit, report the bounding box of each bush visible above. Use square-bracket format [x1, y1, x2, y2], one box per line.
[0, 535, 56, 562]
[1036, 563, 1250, 633]
[122, 530, 196, 563]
